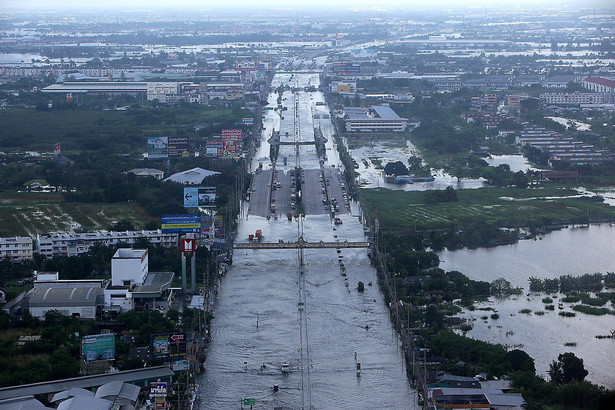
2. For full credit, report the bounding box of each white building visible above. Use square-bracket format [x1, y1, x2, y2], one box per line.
[582, 77, 615, 93]
[126, 168, 165, 180]
[26, 273, 105, 319]
[104, 249, 174, 314]
[36, 230, 178, 259]
[540, 92, 605, 105]
[0, 236, 33, 261]
[147, 82, 181, 101]
[344, 105, 408, 132]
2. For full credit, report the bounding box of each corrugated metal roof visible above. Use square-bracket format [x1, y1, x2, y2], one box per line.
[28, 287, 103, 308]
[372, 105, 405, 120]
[0, 366, 174, 400]
[56, 396, 112, 410]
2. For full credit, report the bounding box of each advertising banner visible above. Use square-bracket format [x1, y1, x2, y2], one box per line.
[82, 333, 115, 362]
[183, 187, 216, 208]
[147, 137, 169, 159]
[168, 136, 190, 158]
[161, 214, 200, 233]
[151, 333, 187, 359]
[205, 140, 223, 157]
[242, 117, 254, 125]
[150, 382, 168, 398]
[221, 129, 242, 158]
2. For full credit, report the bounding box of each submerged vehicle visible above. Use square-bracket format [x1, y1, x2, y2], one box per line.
[281, 362, 291, 373]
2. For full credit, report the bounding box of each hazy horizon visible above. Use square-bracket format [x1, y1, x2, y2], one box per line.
[3, 0, 615, 12]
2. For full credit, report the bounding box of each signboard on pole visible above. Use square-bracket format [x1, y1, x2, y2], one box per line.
[152, 334, 170, 358]
[183, 187, 216, 208]
[161, 214, 201, 234]
[182, 238, 196, 253]
[151, 333, 187, 359]
[242, 117, 254, 125]
[147, 137, 169, 159]
[150, 382, 168, 398]
[221, 129, 242, 158]
[82, 333, 115, 362]
[168, 136, 190, 158]
[155, 398, 166, 410]
[172, 359, 189, 371]
[243, 398, 256, 406]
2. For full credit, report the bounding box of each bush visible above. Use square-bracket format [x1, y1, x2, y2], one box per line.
[542, 297, 553, 304]
[491, 313, 500, 320]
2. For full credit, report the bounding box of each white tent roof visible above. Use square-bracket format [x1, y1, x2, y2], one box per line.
[163, 167, 220, 185]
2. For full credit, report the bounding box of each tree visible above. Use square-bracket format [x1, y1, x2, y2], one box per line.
[506, 349, 536, 373]
[384, 161, 408, 176]
[549, 352, 588, 384]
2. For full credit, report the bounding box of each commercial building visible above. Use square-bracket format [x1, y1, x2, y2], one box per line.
[540, 92, 605, 105]
[42, 82, 148, 95]
[126, 168, 165, 180]
[24, 272, 105, 319]
[344, 105, 408, 132]
[0, 236, 33, 261]
[36, 230, 178, 259]
[542, 74, 582, 88]
[582, 77, 615, 93]
[147, 82, 180, 101]
[104, 249, 174, 314]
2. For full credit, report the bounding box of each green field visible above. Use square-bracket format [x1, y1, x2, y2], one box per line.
[0, 106, 246, 152]
[361, 187, 615, 231]
[0, 191, 156, 237]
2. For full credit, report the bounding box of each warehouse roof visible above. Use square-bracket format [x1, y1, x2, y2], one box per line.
[0, 366, 174, 400]
[28, 287, 103, 308]
[163, 167, 220, 185]
[42, 82, 148, 94]
[372, 105, 405, 120]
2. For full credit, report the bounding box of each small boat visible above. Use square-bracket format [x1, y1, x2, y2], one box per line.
[334, 217, 343, 225]
[281, 362, 291, 373]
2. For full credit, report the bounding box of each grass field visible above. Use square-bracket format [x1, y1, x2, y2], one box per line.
[0, 191, 156, 237]
[361, 187, 615, 231]
[0, 106, 244, 152]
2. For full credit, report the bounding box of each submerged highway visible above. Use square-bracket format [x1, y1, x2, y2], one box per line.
[198, 72, 417, 409]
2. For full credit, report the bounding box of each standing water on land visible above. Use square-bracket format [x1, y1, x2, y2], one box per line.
[439, 224, 615, 388]
[198, 72, 416, 408]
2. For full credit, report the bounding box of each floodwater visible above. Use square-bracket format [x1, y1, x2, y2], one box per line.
[198, 72, 416, 409]
[439, 224, 615, 388]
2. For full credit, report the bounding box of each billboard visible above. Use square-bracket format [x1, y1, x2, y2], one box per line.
[242, 117, 254, 125]
[184, 187, 216, 208]
[205, 140, 224, 157]
[161, 214, 201, 233]
[148, 137, 168, 159]
[151, 333, 187, 359]
[150, 382, 168, 397]
[221, 129, 242, 158]
[168, 136, 190, 158]
[82, 333, 115, 362]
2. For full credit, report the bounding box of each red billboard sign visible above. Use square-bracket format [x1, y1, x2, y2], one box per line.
[182, 238, 196, 253]
[221, 129, 242, 158]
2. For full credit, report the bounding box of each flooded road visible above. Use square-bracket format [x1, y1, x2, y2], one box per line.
[198, 72, 416, 409]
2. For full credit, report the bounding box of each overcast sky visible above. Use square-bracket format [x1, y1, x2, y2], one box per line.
[2, 0, 614, 11]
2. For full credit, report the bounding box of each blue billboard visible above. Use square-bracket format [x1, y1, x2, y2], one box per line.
[184, 187, 216, 208]
[161, 214, 201, 233]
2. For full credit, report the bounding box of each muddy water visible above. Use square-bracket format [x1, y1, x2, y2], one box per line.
[198, 72, 416, 409]
[439, 224, 615, 388]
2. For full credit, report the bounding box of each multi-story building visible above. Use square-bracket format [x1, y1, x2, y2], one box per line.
[540, 92, 605, 105]
[0, 237, 33, 261]
[36, 230, 178, 259]
[147, 82, 181, 101]
[582, 77, 615, 93]
[344, 105, 408, 132]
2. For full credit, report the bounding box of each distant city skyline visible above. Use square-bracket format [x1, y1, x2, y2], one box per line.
[3, 0, 614, 11]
